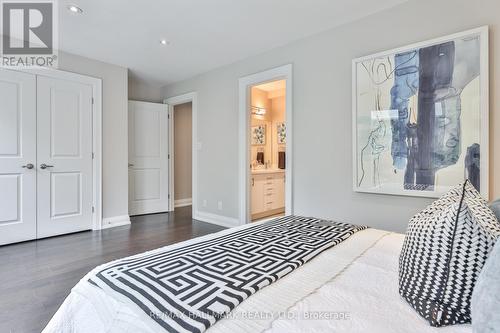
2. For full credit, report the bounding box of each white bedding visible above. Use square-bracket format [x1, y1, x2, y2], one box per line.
[44, 226, 472, 333]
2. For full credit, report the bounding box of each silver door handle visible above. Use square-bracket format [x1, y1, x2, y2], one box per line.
[40, 163, 54, 169]
[22, 163, 34, 169]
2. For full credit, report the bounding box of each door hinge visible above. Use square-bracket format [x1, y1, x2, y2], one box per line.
[168, 154, 170, 159]
[168, 194, 171, 199]
[92, 152, 95, 159]
[91, 97, 94, 105]
[92, 206, 95, 213]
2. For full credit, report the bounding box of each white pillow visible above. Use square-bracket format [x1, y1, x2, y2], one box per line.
[472, 241, 500, 332]
[489, 199, 500, 221]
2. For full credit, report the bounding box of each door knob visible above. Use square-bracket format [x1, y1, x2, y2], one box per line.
[40, 163, 54, 170]
[22, 163, 34, 169]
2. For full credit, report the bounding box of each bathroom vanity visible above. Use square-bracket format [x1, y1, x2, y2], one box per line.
[251, 169, 285, 220]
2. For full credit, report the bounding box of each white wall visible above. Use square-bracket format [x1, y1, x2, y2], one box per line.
[128, 76, 164, 103]
[58, 52, 129, 221]
[163, 0, 500, 233]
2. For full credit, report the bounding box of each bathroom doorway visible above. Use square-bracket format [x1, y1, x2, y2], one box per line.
[249, 80, 287, 221]
[238, 65, 293, 224]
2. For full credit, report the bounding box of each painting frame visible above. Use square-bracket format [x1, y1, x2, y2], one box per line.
[352, 26, 489, 199]
[277, 122, 286, 144]
[251, 125, 266, 145]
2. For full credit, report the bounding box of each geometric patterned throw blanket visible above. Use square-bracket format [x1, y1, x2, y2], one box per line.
[88, 216, 367, 333]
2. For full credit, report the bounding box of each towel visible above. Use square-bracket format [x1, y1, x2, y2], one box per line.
[257, 152, 264, 165]
[278, 151, 285, 169]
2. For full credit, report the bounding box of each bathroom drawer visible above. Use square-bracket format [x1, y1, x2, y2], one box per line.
[251, 171, 285, 219]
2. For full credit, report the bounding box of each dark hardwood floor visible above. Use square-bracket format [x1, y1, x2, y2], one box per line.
[0, 206, 225, 333]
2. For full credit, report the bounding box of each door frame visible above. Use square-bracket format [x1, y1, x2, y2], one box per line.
[238, 64, 293, 224]
[11, 67, 103, 230]
[164, 92, 198, 218]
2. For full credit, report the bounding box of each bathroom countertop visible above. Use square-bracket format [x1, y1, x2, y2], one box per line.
[251, 168, 285, 175]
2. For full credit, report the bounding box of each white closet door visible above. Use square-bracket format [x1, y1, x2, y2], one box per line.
[128, 101, 169, 215]
[0, 69, 37, 245]
[36, 76, 93, 238]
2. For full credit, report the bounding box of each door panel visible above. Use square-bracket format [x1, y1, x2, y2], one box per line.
[129, 101, 169, 215]
[36, 76, 93, 238]
[51, 172, 82, 218]
[50, 89, 81, 157]
[0, 80, 21, 155]
[0, 175, 21, 223]
[251, 176, 265, 215]
[0, 69, 37, 245]
[135, 109, 160, 157]
[273, 173, 285, 210]
[133, 169, 161, 200]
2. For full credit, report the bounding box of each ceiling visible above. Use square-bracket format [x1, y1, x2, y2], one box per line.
[59, 0, 408, 86]
[255, 80, 286, 98]
[255, 80, 286, 93]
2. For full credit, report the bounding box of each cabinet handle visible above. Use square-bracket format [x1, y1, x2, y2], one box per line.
[252, 178, 254, 186]
[22, 163, 34, 170]
[40, 163, 54, 170]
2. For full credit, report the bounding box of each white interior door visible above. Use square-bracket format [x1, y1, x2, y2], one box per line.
[128, 101, 169, 215]
[0, 69, 37, 245]
[36, 76, 93, 238]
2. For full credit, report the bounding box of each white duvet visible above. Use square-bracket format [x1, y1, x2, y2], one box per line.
[44, 227, 472, 333]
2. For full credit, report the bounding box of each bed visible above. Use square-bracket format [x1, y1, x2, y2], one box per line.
[43, 217, 472, 333]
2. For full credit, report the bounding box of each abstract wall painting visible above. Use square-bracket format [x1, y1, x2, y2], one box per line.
[251, 125, 266, 145]
[353, 27, 489, 198]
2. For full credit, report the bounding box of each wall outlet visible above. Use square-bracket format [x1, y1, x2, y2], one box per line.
[217, 201, 223, 211]
[202, 199, 207, 208]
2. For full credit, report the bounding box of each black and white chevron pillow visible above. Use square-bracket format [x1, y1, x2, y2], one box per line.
[399, 181, 500, 327]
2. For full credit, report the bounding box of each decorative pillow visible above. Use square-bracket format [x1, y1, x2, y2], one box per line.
[472, 241, 500, 332]
[399, 181, 500, 327]
[489, 199, 500, 222]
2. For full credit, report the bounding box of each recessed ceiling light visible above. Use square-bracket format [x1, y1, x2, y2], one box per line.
[67, 5, 83, 14]
[160, 39, 170, 46]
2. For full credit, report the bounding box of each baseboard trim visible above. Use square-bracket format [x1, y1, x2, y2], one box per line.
[174, 198, 192, 208]
[101, 215, 131, 229]
[193, 211, 239, 228]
